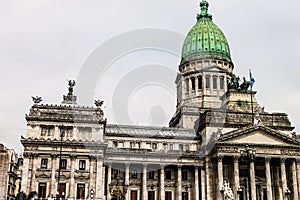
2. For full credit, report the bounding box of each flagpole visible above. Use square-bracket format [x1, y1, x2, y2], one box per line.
[249, 69, 254, 124]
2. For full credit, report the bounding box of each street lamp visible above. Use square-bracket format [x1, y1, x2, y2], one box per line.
[56, 127, 65, 200]
[240, 144, 256, 200]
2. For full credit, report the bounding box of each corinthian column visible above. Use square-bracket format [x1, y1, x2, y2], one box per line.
[200, 163, 206, 200]
[21, 153, 31, 194]
[31, 154, 38, 191]
[291, 159, 298, 200]
[297, 159, 300, 198]
[195, 166, 199, 200]
[107, 163, 112, 200]
[95, 157, 103, 200]
[69, 154, 76, 198]
[280, 158, 288, 200]
[265, 157, 273, 200]
[142, 164, 147, 200]
[233, 156, 240, 199]
[217, 155, 224, 200]
[125, 163, 130, 200]
[160, 165, 165, 200]
[177, 165, 182, 200]
[249, 161, 256, 200]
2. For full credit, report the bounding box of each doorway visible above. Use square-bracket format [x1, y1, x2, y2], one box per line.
[131, 190, 137, 200]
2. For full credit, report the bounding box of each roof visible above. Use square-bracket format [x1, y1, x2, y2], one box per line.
[106, 124, 196, 139]
[181, 0, 231, 64]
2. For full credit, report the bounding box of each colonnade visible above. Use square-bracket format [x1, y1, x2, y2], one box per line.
[216, 155, 300, 200]
[106, 163, 201, 200]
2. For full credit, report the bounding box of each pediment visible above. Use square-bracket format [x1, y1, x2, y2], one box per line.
[218, 126, 300, 146]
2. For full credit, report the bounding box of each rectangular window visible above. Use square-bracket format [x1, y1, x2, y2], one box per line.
[76, 183, 85, 199]
[79, 160, 86, 170]
[165, 191, 172, 200]
[198, 76, 203, 89]
[60, 127, 73, 137]
[41, 126, 54, 136]
[60, 159, 67, 169]
[220, 76, 225, 89]
[152, 143, 157, 149]
[59, 183, 66, 198]
[148, 191, 155, 200]
[132, 170, 137, 178]
[170, 144, 174, 150]
[38, 183, 47, 198]
[163, 143, 168, 150]
[182, 171, 188, 180]
[191, 77, 195, 90]
[166, 170, 172, 180]
[206, 76, 210, 89]
[182, 192, 189, 200]
[179, 144, 183, 151]
[41, 159, 48, 169]
[213, 76, 218, 89]
[148, 171, 155, 179]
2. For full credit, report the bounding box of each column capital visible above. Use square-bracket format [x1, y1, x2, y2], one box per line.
[265, 157, 272, 163]
[280, 157, 287, 163]
[125, 162, 130, 167]
[70, 154, 77, 161]
[51, 153, 58, 159]
[217, 154, 224, 162]
[32, 153, 39, 158]
[23, 152, 32, 158]
[296, 158, 300, 164]
[233, 156, 240, 162]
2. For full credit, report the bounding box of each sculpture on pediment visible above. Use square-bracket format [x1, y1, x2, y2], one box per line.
[32, 96, 42, 104]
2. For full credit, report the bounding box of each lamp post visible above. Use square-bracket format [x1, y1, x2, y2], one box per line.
[56, 127, 65, 200]
[240, 144, 256, 200]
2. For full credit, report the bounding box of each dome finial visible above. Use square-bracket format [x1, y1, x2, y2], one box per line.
[197, 0, 212, 20]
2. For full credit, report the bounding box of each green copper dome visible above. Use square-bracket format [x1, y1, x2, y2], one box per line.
[181, 0, 231, 64]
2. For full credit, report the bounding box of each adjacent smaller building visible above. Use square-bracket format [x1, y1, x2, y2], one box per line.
[0, 143, 20, 200]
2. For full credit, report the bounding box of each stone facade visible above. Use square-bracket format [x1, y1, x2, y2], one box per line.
[20, 1, 300, 200]
[0, 143, 19, 200]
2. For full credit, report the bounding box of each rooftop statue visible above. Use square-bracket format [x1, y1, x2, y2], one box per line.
[240, 77, 251, 92]
[32, 96, 42, 104]
[67, 80, 76, 96]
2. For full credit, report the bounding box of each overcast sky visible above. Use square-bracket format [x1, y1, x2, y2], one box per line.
[0, 0, 300, 154]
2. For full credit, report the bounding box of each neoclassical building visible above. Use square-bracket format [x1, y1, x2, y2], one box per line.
[21, 1, 300, 200]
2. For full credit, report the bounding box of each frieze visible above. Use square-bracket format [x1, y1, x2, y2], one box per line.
[281, 149, 300, 156]
[217, 147, 238, 153]
[256, 149, 281, 155]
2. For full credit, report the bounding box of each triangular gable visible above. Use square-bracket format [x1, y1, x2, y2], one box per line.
[218, 125, 300, 146]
